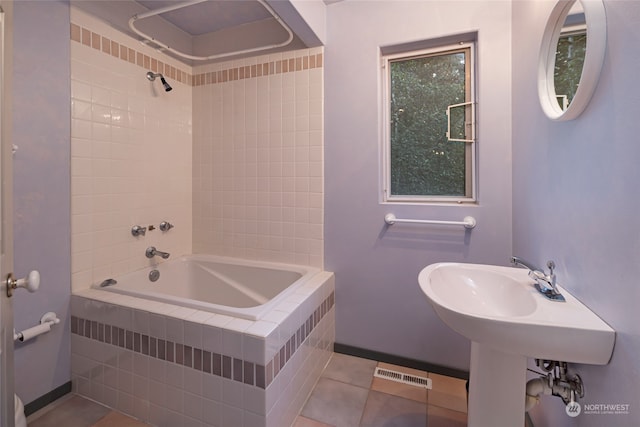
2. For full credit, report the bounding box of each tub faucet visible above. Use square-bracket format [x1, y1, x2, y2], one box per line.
[510, 256, 565, 302]
[146, 246, 170, 259]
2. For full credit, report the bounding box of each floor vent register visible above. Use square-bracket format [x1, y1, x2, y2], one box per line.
[373, 367, 432, 389]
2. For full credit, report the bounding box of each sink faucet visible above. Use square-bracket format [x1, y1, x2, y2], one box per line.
[146, 246, 170, 259]
[510, 256, 565, 302]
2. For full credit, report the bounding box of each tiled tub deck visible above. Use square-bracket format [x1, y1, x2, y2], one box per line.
[71, 271, 335, 427]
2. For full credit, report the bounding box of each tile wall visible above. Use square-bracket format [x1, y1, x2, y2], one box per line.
[70, 9, 329, 423]
[71, 272, 335, 427]
[192, 49, 324, 268]
[70, 6, 325, 294]
[70, 8, 193, 292]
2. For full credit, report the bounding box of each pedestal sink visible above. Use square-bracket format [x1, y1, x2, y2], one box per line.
[418, 263, 615, 427]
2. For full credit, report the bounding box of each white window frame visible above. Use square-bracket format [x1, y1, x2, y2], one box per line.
[380, 42, 477, 204]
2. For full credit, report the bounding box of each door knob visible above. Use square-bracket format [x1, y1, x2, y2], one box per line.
[6, 270, 40, 297]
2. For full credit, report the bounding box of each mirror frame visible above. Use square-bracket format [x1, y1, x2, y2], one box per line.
[538, 0, 607, 121]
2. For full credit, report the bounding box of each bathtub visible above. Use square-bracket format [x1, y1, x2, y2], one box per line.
[93, 254, 320, 321]
[73, 255, 334, 426]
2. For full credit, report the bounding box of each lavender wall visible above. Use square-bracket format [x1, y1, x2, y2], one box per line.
[512, 1, 640, 426]
[324, 1, 513, 371]
[12, 0, 71, 405]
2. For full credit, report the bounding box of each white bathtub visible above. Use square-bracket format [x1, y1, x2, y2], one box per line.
[74, 257, 335, 427]
[94, 254, 320, 320]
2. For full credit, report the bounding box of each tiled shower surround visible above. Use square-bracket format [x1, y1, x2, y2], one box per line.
[70, 8, 193, 293]
[70, 7, 325, 296]
[70, 6, 330, 427]
[71, 272, 334, 427]
[191, 48, 324, 268]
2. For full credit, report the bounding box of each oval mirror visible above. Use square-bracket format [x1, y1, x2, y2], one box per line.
[538, 0, 607, 121]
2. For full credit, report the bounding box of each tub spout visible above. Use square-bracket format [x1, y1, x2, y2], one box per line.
[146, 246, 170, 259]
[99, 278, 117, 287]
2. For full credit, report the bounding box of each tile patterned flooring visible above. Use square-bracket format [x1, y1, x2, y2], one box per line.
[294, 354, 467, 427]
[27, 353, 467, 427]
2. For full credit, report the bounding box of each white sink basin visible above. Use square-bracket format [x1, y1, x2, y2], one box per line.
[419, 262, 615, 426]
[419, 263, 615, 365]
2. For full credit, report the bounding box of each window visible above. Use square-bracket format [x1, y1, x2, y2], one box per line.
[381, 42, 476, 203]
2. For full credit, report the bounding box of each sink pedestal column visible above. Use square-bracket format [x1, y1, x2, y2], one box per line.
[468, 342, 527, 427]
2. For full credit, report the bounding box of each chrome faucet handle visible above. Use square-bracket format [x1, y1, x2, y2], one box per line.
[131, 225, 147, 237]
[546, 260, 555, 273]
[159, 221, 174, 232]
[546, 260, 557, 288]
[546, 260, 555, 276]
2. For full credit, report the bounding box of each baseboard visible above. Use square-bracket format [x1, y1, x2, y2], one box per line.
[24, 381, 72, 417]
[333, 343, 469, 380]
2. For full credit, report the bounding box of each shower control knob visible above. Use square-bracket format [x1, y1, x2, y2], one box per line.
[6, 270, 40, 297]
[159, 221, 174, 232]
[131, 225, 147, 237]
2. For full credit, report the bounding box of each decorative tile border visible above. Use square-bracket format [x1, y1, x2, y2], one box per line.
[70, 22, 323, 88]
[70, 22, 191, 85]
[71, 291, 334, 390]
[191, 52, 323, 86]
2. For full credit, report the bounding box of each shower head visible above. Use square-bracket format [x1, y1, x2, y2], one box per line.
[159, 75, 172, 92]
[146, 71, 172, 92]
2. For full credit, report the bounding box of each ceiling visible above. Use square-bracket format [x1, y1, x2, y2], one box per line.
[72, 0, 325, 65]
[135, 0, 276, 36]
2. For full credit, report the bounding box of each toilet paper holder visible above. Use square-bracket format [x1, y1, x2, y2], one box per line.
[14, 312, 59, 342]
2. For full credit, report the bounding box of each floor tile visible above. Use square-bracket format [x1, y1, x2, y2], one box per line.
[293, 415, 336, 427]
[300, 377, 370, 427]
[371, 362, 428, 404]
[39, 354, 468, 427]
[27, 395, 111, 427]
[359, 389, 427, 427]
[321, 353, 378, 389]
[426, 404, 467, 427]
[92, 411, 151, 427]
[428, 373, 468, 413]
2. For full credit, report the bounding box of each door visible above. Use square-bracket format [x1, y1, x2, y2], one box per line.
[0, 2, 15, 425]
